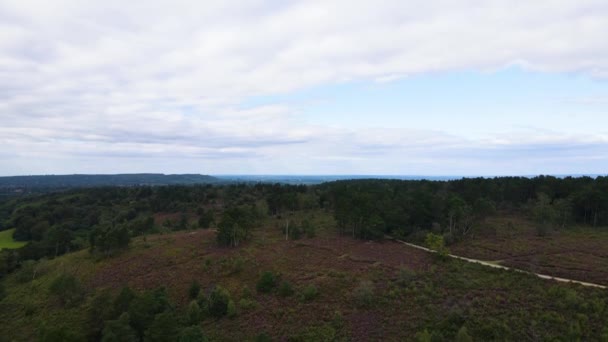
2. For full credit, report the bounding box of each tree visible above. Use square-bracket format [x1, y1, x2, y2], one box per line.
[189, 280, 201, 299]
[144, 311, 180, 342]
[425, 233, 449, 259]
[216, 208, 254, 247]
[113, 286, 136, 317]
[90, 223, 131, 255]
[207, 285, 231, 318]
[179, 326, 207, 342]
[256, 271, 278, 293]
[49, 273, 84, 307]
[455, 326, 473, 342]
[87, 289, 115, 341]
[187, 300, 202, 325]
[128, 288, 171, 338]
[102, 313, 138, 342]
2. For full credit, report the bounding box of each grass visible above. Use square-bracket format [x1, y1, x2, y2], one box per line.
[0, 228, 27, 250]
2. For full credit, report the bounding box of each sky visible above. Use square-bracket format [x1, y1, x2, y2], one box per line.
[1, 0, 608, 176]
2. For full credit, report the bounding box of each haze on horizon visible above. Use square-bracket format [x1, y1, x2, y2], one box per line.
[1, 0, 607, 176]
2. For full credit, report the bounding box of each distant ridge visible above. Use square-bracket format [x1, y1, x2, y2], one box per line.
[0, 173, 218, 188]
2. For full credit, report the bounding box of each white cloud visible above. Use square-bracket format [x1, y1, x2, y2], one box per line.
[1, 0, 608, 174]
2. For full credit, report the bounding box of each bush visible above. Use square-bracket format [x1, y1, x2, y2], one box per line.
[301, 285, 318, 302]
[396, 267, 416, 287]
[208, 286, 231, 318]
[144, 311, 180, 342]
[189, 280, 201, 299]
[113, 286, 136, 317]
[39, 324, 82, 342]
[187, 300, 202, 325]
[179, 326, 207, 342]
[455, 326, 473, 342]
[256, 271, 278, 293]
[87, 289, 114, 340]
[49, 273, 84, 307]
[278, 281, 294, 297]
[425, 233, 449, 259]
[101, 313, 137, 342]
[227, 299, 237, 318]
[353, 280, 375, 308]
[255, 332, 272, 342]
[238, 298, 258, 311]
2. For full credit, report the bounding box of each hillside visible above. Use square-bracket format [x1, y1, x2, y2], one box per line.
[2, 215, 608, 341]
[3, 177, 608, 340]
[0, 174, 219, 189]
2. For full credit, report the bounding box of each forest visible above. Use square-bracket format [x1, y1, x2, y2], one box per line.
[1, 176, 608, 340]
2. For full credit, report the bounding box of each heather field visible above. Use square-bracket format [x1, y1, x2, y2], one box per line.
[3, 213, 608, 341]
[451, 216, 608, 286]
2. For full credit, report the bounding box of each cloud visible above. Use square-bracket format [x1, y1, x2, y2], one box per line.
[1, 0, 608, 174]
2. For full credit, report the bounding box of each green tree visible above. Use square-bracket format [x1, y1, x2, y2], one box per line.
[144, 311, 180, 342]
[49, 273, 84, 307]
[207, 285, 231, 318]
[189, 280, 201, 299]
[256, 271, 278, 293]
[187, 300, 202, 325]
[425, 233, 449, 259]
[87, 289, 115, 340]
[102, 313, 138, 342]
[177, 325, 208, 342]
[455, 326, 473, 342]
[217, 208, 254, 247]
[179, 326, 207, 342]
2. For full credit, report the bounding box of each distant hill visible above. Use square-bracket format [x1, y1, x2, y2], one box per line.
[0, 173, 218, 188]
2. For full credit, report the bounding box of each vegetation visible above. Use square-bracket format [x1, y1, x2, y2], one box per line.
[0, 228, 27, 250]
[2, 176, 608, 340]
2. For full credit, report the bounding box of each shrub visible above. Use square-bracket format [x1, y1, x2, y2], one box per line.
[49, 273, 84, 307]
[257, 271, 278, 293]
[353, 280, 375, 308]
[39, 324, 82, 342]
[113, 286, 136, 317]
[397, 267, 417, 287]
[187, 300, 202, 325]
[179, 326, 207, 342]
[455, 326, 473, 342]
[101, 313, 137, 342]
[87, 289, 114, 340]
[189, 280, 201, 299]
[239, 298, 258, 311]
[208, 286, 231, 318]
[301, 285, 319, 302]
[425, 233, 449, 259]
[278, 281, 294, 297]
[255, 332, 272, 342]
[144, 311, 180, 342]
[302, 219, 316, 238]
[227, 299, 237, 318]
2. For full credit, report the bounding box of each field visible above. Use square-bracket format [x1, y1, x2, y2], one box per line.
[451, 216, 608, 286]
[0, 229, 27, 251]
[3, 212, 608, 341]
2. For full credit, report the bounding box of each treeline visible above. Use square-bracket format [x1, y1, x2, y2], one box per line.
[322, 175, 608, 241]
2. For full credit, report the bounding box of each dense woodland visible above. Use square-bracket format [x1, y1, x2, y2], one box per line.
[2, 176, 608, 340]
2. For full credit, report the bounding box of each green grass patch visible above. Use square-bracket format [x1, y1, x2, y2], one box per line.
[0, 229, 27, 250]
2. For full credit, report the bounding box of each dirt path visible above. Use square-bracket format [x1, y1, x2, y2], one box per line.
[387, 236, 607, 289]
